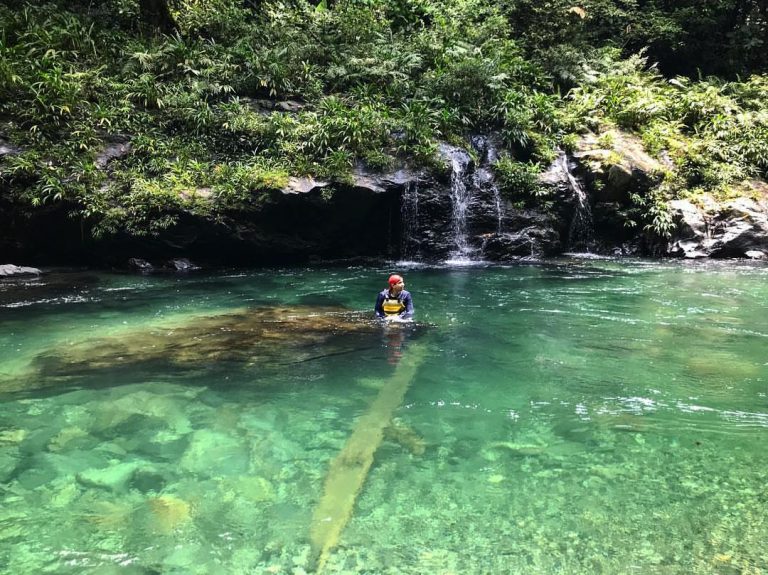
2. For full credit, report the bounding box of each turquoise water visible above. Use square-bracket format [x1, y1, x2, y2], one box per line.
[1, 259, 767, 574]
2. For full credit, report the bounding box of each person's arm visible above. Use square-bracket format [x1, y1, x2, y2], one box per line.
[374, 292, 386, 318]
[400, 291, 414, 319]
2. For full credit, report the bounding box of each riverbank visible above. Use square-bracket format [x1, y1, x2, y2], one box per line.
[2, 2, 767, 268]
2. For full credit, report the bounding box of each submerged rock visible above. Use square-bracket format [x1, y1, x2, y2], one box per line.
[86, 390, 192, 438]
[0, 450, 19, 482]
[76, 461, 144, 491]
[180, 429, 249, 476]
[22, 306, 382, 393]
[146, 494, 193, 534]
[0, 428, 27, 445]
[384, 418, 426, 455]
[218, 475, 275, 503]
[16, 450, 110, 490]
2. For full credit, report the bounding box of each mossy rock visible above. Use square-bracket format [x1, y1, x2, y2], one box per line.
[574, 129, 666, 204]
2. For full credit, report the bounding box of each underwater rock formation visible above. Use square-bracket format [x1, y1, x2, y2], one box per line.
[1, 306, 385, 395]
[147, 494, 193, 535]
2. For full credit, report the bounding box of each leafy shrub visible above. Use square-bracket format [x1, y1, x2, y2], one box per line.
[493, 157, 543, 202]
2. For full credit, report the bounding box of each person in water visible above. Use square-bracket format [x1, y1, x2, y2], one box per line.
[375, 274, 414, 321]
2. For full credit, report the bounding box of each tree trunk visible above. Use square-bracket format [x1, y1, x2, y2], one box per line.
[139, 0, 177, 35]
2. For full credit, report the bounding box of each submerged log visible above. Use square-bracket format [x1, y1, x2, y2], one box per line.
[308, 339, 427, 573]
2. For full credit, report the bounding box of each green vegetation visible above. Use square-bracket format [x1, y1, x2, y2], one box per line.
[563, 51, 768, 235]
[0, 0, 767, 240]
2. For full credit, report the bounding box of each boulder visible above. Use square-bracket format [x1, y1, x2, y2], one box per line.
[0, 264, 42, 277]
[481, 227, 562, 260]
[166, 258, 200, 271]
[573, 130, 665, 203]
[667, 199, 713, 258]
[708, 197, 768, 257]
[127, 258, 153, 272]
[76, 461, 143, 491]
[668, 189, 768, 258]
[95, 138, 131, 169]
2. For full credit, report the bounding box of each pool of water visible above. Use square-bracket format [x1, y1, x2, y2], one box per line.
[1, 259, 767, 574]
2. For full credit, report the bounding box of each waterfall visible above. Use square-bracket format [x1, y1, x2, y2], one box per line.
[491, 180, 504, 234]
[485, 143, 503, 234]
[400, 181, 419, 260]
[447, 151, 479, 262]
[471, 169, 503, 234]
[475, 137, 503, 234]
[559, 154, 594, 251]
[490, 180, 503, 234]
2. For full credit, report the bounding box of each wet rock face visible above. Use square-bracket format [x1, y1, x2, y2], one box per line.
[0, 130, 629, 264]
[5, 126, 768, 263]
[401, 136, 557, 262]
[538, 132, 667, 255]
[564, 131, 768, 258]
[668, 192, 768, 259]
[481, 227, 562, 260]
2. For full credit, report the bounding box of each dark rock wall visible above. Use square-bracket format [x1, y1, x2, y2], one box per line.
[0, 186, 402, 267]
[0, 201, 87, 264]
[6, 130, 768, 267]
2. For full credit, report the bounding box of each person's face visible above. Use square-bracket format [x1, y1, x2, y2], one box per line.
[390, 279, 405, 294]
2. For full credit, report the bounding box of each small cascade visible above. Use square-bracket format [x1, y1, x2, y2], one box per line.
[471, 169, 503, 234]
[480, 168, 504, 234]
[559, 154, 594, 250]
[489, 179, 503, 234]
[444, 147, 480, 263]
[408, 139, 508, 263]
[400, 181, 419, 260]
[473, 136, 503, 234]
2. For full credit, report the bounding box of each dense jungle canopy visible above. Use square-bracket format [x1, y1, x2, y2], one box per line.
[0, 0, 767, 246]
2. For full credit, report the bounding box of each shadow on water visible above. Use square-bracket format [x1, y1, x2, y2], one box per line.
[0, 271, 287, 320]
[0, 272, 102, 308]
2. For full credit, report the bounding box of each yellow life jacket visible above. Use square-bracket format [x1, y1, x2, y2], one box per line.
[382, 296, 406, 315]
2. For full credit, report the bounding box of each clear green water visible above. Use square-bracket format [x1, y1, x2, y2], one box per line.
[1, 259, 767, 574]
